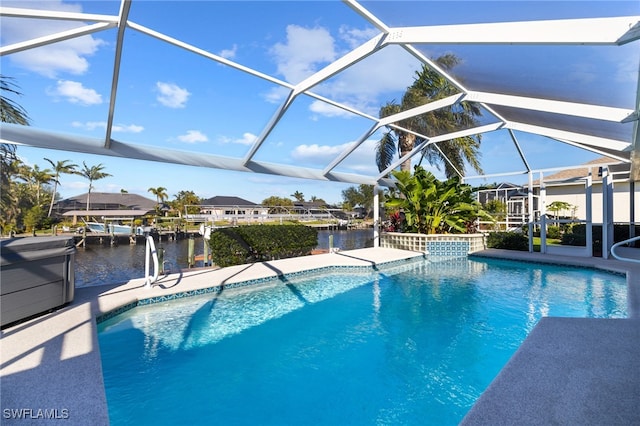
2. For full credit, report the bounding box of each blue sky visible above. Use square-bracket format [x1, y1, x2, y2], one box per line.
[2, 1, 637, 205]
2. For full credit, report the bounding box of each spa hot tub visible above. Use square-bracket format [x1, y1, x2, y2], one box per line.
[1, 236, 75, 328]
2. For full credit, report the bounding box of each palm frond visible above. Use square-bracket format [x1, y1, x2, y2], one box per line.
[376, 131, 397, 173]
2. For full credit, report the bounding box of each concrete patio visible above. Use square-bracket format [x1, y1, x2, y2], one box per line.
[1, 247, 639, 425]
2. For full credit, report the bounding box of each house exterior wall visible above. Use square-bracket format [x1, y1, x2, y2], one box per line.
[543, 181, 639, 224]
[199, 206, 270, 222]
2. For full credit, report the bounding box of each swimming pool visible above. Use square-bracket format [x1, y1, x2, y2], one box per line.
[97, 257, 627, 425]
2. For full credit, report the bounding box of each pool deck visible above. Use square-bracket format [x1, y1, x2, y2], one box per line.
[1, 247, 639, 425]
[462, 249, 640, 425]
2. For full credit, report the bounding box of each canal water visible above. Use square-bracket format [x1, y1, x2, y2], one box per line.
[74, 229, 374, 287]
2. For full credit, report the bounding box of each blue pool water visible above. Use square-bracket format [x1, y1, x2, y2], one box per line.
[97, 257, 627, 425]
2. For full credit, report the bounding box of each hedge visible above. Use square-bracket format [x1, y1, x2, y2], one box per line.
[486, 231, 529, 251]
[209, 224, 318, 267]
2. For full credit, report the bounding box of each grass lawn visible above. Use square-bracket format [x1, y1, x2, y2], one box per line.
[532, 236, 562, 252]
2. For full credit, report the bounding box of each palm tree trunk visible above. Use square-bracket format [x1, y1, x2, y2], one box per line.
[47, 180, 58, 217]
[86, 184, 92, 215]
[398, 132, 416, 172]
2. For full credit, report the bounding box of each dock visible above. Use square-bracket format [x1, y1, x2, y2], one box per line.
[70, 229, 202, 247]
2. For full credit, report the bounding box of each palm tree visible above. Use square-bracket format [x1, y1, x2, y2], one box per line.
[148, 186, 168, 216]
[0, 75, 30, 125]
[171, 190, 201, 218]
[28, 165, 54, 206]
[148, 186, 168, 204]
[0, 157, 26, 234]
[44, 158, 78, 217]
[79, 162, 112, 213]
[1, 76, 29, 220]
[376, 54, 483, 178]
[291, 191, 305, 202]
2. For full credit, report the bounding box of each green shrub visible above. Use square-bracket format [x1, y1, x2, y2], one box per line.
[561, 231, 586, 246]
[209, 224, 318, 267]
[546, 225, 561, 239]
[208, 228, 252, 267]
[487, 231, 528, 251]
[235, 224, 317, 260]
[561, 224, 601, 252]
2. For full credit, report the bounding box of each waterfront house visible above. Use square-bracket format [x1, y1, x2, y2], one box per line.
[52, 192, 157, 220]
[197, 196, 268, 224]
[477, 157, 634, 228]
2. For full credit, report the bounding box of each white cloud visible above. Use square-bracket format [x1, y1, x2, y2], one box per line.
[340, 139, 379, 173]
[270, 25, 337, 84]
[112, 123, 144, 133]
[71, 121, 144, 133]
[314, 46, 419, 116]
[156, 82, 190, 108]
[218, 132, 258, 145]
[72, 121, 103, 131]
[49, 80, 102, 105]
[178, 130, 208, 143]
[1, 1, 105, 78]
[219, 44, 238, 60]
[338, 26, 379, 49]
[263, 86, 291, 104]
[292, 142, 352, 164]
[309, 100, 354, 119]
[292, 139, 379, 173]
[266, 24, 418, 116]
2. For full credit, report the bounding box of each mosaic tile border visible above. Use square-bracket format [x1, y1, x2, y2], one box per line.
[95, 255, 426, 324]
[380, 232, 486, 254]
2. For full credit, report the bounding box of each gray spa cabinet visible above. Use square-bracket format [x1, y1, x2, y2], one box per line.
[1, 236, 76, 328]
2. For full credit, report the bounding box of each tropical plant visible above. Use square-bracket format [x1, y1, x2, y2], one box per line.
[484, 199, 506, 216]
[262, 196, 293, 214]
[0, 157, 27, 233]
[341, 184, 375, 217]
[79, 162, 112, 212]
[290, 191, 305, 202]
[170, 190, 201, 217]
[27, 164, 54, 206]
[0, 75, 30, 125]
[23, 205, 45, 233]
[547, 201, 574, 220]
[484, 199, 507, 229]
[1, 76, 30, 231]
[385, 165, 493, 234]
[148, 186, 168, 204]
[44, 158, 78, 217]
[376, 54, 483, 178]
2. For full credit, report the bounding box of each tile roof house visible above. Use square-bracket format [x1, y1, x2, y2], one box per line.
[536, 157, 629, 184]
[198, 196, 268, 223]
[200, 196, 259, 207]
[52, 192, 157, 217]
[532, 157, 632, 223]
[477, 157, 633, 226]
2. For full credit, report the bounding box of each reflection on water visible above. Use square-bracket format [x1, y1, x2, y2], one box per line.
[74, 229, 373, 287]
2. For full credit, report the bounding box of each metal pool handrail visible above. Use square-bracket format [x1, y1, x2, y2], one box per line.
[144, 234, 160, 288]
[611, 235, 640, 264]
